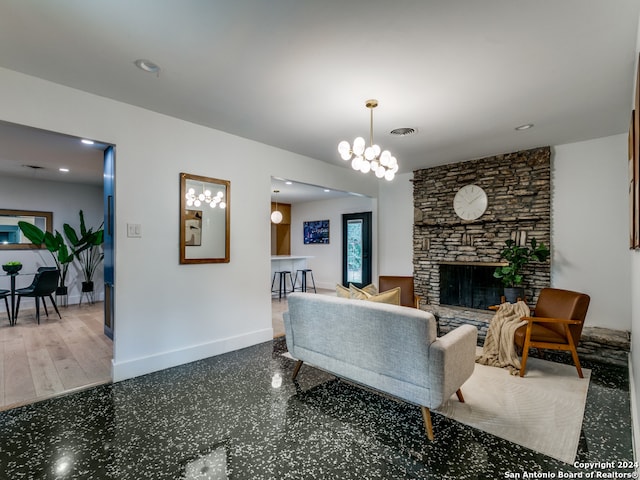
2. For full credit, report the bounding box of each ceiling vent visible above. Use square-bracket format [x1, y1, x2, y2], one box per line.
[22, 164, 45, 170]
[389, 127, 416, 136]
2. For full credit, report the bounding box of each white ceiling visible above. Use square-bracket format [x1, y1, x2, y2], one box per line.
[0, 1, 638, 196]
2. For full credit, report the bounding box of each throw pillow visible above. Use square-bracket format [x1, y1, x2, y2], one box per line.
[349, 284, 401, 305]
[360, 283, 378, 295]
[336, 283, 351, 298]
[365, 287, 401, 305]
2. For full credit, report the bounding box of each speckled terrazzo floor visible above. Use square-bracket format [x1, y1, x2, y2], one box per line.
[0, 339, 634, 479]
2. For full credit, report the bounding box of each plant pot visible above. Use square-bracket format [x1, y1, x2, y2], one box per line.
[56, 286, 68, 296]
[2, 264, 22, 275]
[504, 287, 525, 304]
[81, 281, 94, 293]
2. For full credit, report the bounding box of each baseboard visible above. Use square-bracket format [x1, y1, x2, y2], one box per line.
[112, 328, 273, 382]
[629, 354, 640, 470]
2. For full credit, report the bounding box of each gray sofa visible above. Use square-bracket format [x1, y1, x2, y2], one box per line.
[283, 292, 477, 440]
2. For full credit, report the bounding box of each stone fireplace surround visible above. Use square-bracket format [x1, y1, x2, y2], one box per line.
[412, 146, 629, 365]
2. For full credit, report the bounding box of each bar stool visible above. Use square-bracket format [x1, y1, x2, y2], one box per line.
[294, 269, 316, 293]
[271, 270, 294, 300]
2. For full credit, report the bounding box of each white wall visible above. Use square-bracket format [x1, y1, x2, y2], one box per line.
[0, 66, 380, 381]
[0, 176, 103, 306]
[378, 172, 414, 276]
[553, 135, 632, 331]
[290, 195, 376, 289]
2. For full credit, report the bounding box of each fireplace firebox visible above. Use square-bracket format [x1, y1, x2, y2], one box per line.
[439, 263, 503, 310]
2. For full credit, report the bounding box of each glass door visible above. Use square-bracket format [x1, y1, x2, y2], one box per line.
[342, 212, 372, 288]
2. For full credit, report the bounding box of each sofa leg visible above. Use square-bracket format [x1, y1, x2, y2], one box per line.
[292, 360, 303, 380]
[456, 389, 465, 403]
[420, 406, 434, 441]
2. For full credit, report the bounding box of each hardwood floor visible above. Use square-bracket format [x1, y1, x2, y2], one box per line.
[0, 301, 112, 411]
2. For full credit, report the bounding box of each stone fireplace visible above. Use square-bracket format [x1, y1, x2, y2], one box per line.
[439, 262, 504, 310]
[412, 147, 551, 338]
[409, 146, 630, 365]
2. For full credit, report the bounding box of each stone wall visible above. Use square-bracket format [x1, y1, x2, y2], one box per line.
[413, 146, 551, 306]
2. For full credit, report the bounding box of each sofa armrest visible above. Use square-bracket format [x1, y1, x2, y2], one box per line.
[429, 324, 477, 407]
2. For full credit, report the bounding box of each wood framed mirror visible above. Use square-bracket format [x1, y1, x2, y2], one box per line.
[180, 172, 230, 264]
[0, 209, 53, 250]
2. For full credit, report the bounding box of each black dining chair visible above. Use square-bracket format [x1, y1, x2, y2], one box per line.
[0, 289, 10, 323]
[14, 268, 61, 324]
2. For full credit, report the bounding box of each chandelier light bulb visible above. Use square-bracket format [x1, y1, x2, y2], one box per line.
[353, 137, 366, 156]
[336, 99, 398, 181]
[219, 202, 226, 209]
[364, 146, 375, 161]
[338, 141, 351, 158]
[194, 199, 201, 207]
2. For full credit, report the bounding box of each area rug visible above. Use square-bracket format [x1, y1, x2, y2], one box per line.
[436, 348, 590, 464]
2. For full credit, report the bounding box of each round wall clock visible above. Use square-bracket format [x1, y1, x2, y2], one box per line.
[453, 184, 488, 220]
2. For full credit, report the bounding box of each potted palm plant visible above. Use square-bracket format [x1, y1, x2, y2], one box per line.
[493, 237, 550, 303]
[64, 210, 104, 294]
[17, 222, 74, 295]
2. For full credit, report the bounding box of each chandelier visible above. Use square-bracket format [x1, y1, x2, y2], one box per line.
[337, 99, 398, 181]
[185, 185, 226, 209]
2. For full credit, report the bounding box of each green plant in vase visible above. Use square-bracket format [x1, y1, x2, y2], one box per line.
[64, 210, 104, 294]
[493, 237, 550, 303]
[2, 260, 23, 274]
[17, 222, 74, 294]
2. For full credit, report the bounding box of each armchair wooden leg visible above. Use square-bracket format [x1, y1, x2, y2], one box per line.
[565, 325, 584, 379]
[292, 360, 303, 380]
[519, 322, 533, 377]
[420, 406, 434, 441]
[455, 389, 465, 403]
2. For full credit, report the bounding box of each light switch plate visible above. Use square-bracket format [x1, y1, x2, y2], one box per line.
[127, 223, 142, 238]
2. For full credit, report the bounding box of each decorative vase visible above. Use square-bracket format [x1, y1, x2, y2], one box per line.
[504, 287, 525, 304]
[81, 281, 94, 293]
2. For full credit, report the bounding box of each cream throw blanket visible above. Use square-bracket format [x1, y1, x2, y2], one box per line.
[476, 301, 530, 374]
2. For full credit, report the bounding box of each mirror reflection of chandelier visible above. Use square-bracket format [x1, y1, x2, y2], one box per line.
[337, 99, 399, 181]
[185, 185, 226, 209]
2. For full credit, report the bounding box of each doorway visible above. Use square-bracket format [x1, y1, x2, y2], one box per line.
[0, 121, 113, 409]
[342, 212, 372, 288]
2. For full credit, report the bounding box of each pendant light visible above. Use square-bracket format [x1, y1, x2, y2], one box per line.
[271, 190, 283, 224]
[337, 99, 399, 181]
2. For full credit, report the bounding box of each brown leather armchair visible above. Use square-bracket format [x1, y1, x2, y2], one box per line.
[378, 276, 421, 308]
[514, 287, 590, 378]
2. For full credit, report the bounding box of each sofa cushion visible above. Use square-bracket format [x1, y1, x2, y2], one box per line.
[336, 283, 378, 298]
[336, 283, 350, 298]
[350, 284, 401, 305]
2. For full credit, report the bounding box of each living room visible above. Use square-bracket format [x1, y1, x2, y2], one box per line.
[0, 1, 638, 478]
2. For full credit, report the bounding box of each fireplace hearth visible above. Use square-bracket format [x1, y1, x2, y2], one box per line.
[439, 263, 503, 310]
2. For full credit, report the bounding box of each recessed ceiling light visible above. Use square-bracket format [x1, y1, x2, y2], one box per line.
[81, 139, 94, 145]
[285, 181, 292, 185]
[515, 123, 534, 131]
[324, 189, 330, 193]
[134, 59, 161, 74]
[59, 168, 69, 173]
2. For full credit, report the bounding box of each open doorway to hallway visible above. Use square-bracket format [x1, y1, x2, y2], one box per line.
[0, 121, 113, 410]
